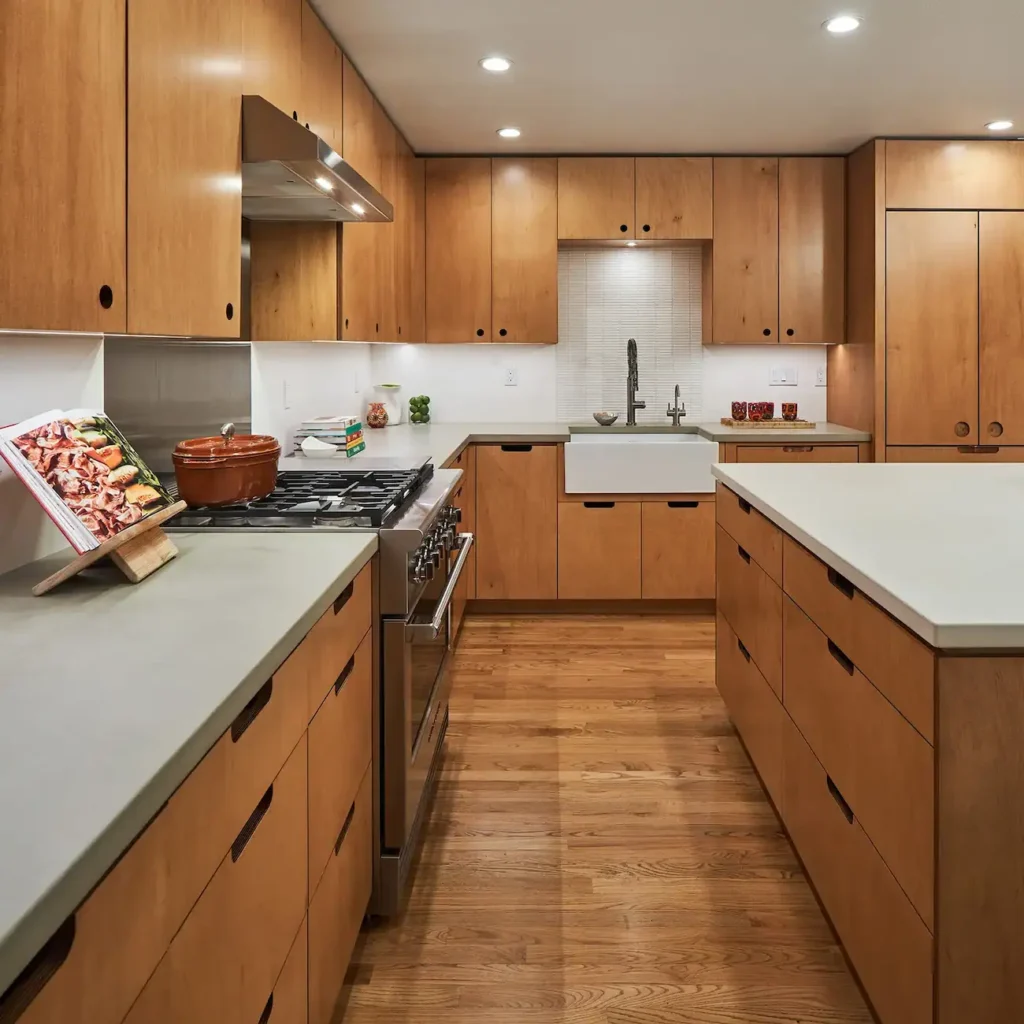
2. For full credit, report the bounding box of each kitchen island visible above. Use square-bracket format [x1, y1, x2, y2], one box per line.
[712, 461, 1024, 1024]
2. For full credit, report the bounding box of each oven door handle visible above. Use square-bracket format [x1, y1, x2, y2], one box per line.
[408, 532, 474, 640]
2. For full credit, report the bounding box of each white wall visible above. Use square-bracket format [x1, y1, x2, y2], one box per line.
[0, 334, 105, 575]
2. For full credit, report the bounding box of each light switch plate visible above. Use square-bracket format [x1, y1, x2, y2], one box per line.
[816, 366, 827, 387]
[505, 368, 518, 386]
[770, 367, 798, 386]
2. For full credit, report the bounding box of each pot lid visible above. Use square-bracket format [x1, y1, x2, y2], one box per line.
[173, 422, 280, 461]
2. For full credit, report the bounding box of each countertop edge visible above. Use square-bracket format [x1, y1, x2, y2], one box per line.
[0, 536, 377, 1000]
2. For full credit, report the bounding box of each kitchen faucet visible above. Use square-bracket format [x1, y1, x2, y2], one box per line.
[666, 384, 686, 426]
[626, 338, 646, 426]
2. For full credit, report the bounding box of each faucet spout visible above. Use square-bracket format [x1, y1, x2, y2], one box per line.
[626, 338, 645, 426]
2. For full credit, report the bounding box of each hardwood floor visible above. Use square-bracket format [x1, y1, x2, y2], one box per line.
[344, 615, 873, 1023]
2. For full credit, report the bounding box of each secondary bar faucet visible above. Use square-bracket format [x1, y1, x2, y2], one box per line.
[666, 384, 686, 426]
[626, 338, 646, 426]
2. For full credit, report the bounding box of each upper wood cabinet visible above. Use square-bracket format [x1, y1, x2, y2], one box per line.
[712, 157, 780, 343]
[779, 157, 845, 343]
[375, 109, 398, 340]
[492, 158, 558, 344]
[557, 158, 636, 238]
[300, 2, 342, 153]
[425, 158, 492, 342]
[342, 56, 380, 190]
[635, 158, 713, 239]
[392, 139, 425, 342]
[886, 141, 1024, 210]
[242, 0, 302, 119]
[0, 0, 127, 333]
[410, 157, 426, 343]
[886, 211, 979, 446]
[128, 0, 242, 338]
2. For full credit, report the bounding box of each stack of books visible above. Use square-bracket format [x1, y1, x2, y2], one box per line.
[294, 416, 365, 458]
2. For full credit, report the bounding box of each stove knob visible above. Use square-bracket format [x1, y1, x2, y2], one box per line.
[431, 547, 442, 569]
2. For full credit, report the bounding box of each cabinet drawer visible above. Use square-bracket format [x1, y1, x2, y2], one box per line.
[783, 716, 933, 1024]
[124, 737, 308, 1024]
[308, 630, 372, 896]
[715, 484, 782, 584]
[715, 613, 785, 808]
[261, 916, 307, 1024]
[558, 502, 641, 599]
[783, 536, 934, 742]
[784, 597, 934, 929]
[734, 444, 859, 463]
[309, 765, 373, 1024]
[641, 501, 715, 599]
[716, 525, 783, 696]
[16, 658, 307, 1024]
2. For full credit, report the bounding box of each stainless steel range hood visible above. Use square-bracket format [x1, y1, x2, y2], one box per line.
[241, 95, 393, 222]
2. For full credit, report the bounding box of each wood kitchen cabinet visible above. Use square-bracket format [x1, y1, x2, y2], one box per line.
[342, 55, 381, 190]
[712, 158, 780, 343]
[300, 1, 343, 153]
[557, 158, 636, 239]
[426, 158, 492, 342]
[0, 0, 127, 333]
[558, 502, 642, 599]
[242, 0, 302, 120]
[375, 109, 398, 341]
[476, 444, 558, 599]
[886, 140, 1024, 210]
[492, 158, 558, 343]
[641, 501, 715, 599]
[634, 158, 713, 239]
[128, 0, 242, 337]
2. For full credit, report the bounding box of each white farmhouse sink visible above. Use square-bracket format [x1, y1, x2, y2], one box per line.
[564, 432, 718, 494]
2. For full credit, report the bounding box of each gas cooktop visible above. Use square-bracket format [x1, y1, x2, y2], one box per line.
[168, 465, 432, 530]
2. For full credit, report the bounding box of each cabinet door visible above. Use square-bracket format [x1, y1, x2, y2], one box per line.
[128, 0, 242, 337]
[426, 159, 492, 342]
[341, 221, 378, 340]
[300, 1, 342, 153]
[712, 158, 779, 343]
[886, 212, 979, 446]
[410, 158, 426, 343]
[558, 503, 641, 599]
[779, 157, 845, 344]
[0, 0, 126, 333]
[243, 0, 301, 119]
[492, 158, 558, 344]
[886, 140, 1024, 210]
[641, 502, 715, 599]
[634, 158, 713, 240]
[557, 158, 635, 239]
[342, 55, 380, 189]
[375, 107, 398, 340]
[980, 212, 1024, 444]
[476, 445, 557, 599]
[735, 445, 859, 464]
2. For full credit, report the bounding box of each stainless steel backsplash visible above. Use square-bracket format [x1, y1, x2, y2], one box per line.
[103, 337, 251, 472]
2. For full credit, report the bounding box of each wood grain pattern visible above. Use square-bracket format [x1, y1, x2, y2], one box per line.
[249, 221, 338, 340]
[342, 614, 874, 1023]
[269, 917, 308, 1024]
[393, 136, 414, 341]
[712, 158, 780, 343]
[886, 211, 979, 446]
[300, 0, 343, 153]
[634, 157, 714, 239]
[374, 106, 398, 341]
[886, 140, 1024, 210]
[734, 445, 859, 464]
[0, 0, 127, 333]
[885, 445, 1024, 463]
[242, 0, 302, 119]
[108, 526, 178, 584]
[557, 157, 636, 239]
[342, 55, 380, 189]
[640, 501, 715, 600]
[557, 503, 641, 599]
[979, 212, 1024, 444]
[127, 0, 242, 337]
[492, 158, 558, 344]
[410, 157, 427, 343]
[341, 219, 379, 340]
[779, 157, 845, 344]
[475, 445, 558, 599]
[426, 159, 492, 342]
[716, 483, 783, 585]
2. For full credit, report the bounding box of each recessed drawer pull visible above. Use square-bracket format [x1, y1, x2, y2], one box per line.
[333, 799, 357, 856]
[737, 545, 751, 563]
[500, 444, 533, 453]
[333, 580, 354, 615]
[232, 785, 273, 863]
[0, 915, 75, 1021]
[231, 679, 273, 743]
[333, 654, 356, 694]
[783, 446, 814, 453]
[827, 775, 855, 824]
[258, 993, 274, 1024]
[827, 639, 855, 675]
[583, 501, 615, 509]
[668, 501, 698, 508]
[827, 566, 855, 599]
[737, 638, 751, 662]
[957, 445, 999, 454]
[737, 497, 752, 514]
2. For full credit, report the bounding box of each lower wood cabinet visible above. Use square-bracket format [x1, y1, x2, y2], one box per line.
[266, 917, 308, 1024]
[733, 444, 859, 463]
[886, 445, 1024, 463]
[640, 501, 715, 599]
[558, 502, 641, 599]
[448, 445, 477, 635]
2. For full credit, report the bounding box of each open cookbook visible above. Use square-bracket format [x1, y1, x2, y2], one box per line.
[0, 409, 174, 553]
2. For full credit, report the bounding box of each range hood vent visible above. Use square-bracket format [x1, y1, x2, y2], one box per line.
[241, 95, 393, 222]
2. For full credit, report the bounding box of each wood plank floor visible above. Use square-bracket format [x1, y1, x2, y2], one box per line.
[343, 614, 873, 1023]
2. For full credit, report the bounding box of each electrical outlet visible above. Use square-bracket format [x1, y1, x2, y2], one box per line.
[816, 366, 827, 387]
[770, 367, 798, 386]
[505, 367, 518, 387]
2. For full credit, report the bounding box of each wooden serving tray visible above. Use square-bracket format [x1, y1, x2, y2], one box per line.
[719, 418, 817, 429]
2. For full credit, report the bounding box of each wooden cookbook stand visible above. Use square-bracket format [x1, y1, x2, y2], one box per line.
[33, 500, 188, 596]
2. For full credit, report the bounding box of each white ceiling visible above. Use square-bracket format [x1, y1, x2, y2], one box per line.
[312, 0, 1023, 155]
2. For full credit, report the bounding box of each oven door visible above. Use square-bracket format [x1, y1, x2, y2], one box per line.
[382, 533, 474, 850]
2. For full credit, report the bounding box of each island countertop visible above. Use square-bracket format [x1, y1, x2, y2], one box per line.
[712, 461, 1024, 650]
[0, 532, 376, 998]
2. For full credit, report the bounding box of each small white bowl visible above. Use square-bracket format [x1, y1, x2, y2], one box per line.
[593, 411, 619, 426]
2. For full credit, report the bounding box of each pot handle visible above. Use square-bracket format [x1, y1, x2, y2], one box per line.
[220, 422, 236, 444]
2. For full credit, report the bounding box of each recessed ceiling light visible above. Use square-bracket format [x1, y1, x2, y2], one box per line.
[480, 56, 512, 73]
[314, 176, 334, 192]
[986, 120, 1014, 131]
[626, 241, 638, 247]
[496, 127, 521, 138]
[824, 14, 861, 33]
[350, 202, 365, 215]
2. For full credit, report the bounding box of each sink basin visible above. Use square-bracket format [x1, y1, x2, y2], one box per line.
[564, 432, 718, 493]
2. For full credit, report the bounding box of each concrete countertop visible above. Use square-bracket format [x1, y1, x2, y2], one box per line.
[699, 421, 870, 443]
[712, 462, 1024, 650]
[0, 532, 376, 997]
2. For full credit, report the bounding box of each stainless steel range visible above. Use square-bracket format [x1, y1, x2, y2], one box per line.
[166, 457, 473, 915]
